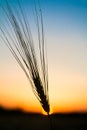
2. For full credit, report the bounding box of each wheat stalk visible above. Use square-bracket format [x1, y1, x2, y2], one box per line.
[0, 0, 54, 129]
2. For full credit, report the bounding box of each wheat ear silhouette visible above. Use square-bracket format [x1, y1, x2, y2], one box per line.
[0, 0, 53, 129]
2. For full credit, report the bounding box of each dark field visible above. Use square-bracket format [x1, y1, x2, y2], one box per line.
[0, 107, 87, 130]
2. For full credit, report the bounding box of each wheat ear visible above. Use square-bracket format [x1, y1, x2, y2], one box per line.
[0, 0, 50, 114]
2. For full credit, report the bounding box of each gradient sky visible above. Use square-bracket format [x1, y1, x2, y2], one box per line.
[0, 0, 87, 114]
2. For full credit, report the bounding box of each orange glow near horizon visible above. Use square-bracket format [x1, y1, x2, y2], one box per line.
[0, 87, 87, 114]
[0, 64, 87, 114]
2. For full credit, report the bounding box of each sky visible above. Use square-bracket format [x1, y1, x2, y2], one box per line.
[0, 0, 87, 114]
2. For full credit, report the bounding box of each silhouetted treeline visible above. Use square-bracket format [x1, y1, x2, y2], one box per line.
[0, 106, 87, 130]
[0, 106, 41, 116]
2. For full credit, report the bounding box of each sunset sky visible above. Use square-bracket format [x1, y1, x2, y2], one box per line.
[0, 0, 87, 114]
